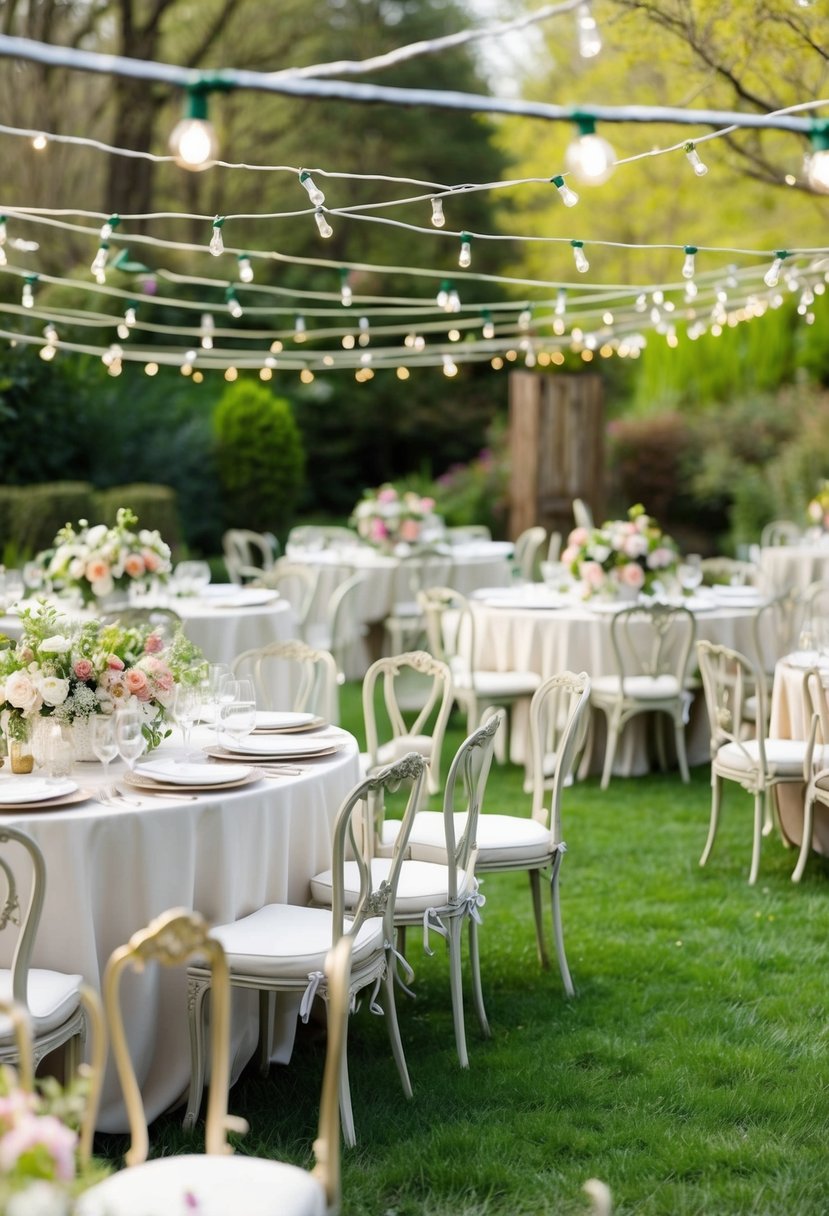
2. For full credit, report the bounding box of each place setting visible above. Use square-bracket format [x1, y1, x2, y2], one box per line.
[0, 775, 92, 813]
[200, 679, 346, 771]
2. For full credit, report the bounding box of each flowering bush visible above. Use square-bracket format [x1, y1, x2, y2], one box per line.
[0, 604, 204, 750]
[561, 504, 679, 599]
[806, 481, 829, 531]
[36, 508, 172, 606]
[350, 484, 438, 549]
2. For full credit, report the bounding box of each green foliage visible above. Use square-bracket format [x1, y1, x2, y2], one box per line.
[214, 380, 306, 535]
[8, 482, 98, 558]
[95, 483, 183, 555]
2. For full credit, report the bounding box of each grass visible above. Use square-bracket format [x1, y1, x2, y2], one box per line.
[95, 684, 829, 1215]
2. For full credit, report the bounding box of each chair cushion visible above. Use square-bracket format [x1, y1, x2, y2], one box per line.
[715, 738, 808, 778]
[210, 904, 382, 978]
[76, 1154, 326, 1216]
[455, 670, 541, 698]
[0, 969, 82, 1041]
[474, 815, 554, 866]
[591, 674, 681, 701]
[311, 857, 475, 916]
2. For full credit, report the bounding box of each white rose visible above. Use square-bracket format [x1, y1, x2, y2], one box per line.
[68, 557, 86, 580]
[591, 544, 611, 564]
[91, 574, 114, 597]
[36, 675, 69, 707]
[4, 670, 42, 714]
[40, 634, 72, 654]
[86, 525, 108, 547]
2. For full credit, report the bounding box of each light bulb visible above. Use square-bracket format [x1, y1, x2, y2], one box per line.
[571, 240, 589, 273]
[764, 254, 787, 288]
[459, 234, 472, 269]
[209, 219, 224, 257]
[555, 289, 567, 316]
[169, 117, 218, 171]
[22, 282, 34, 308]
[565, 128, 615, 185]
[448, 289, 461, 313]
[237, 254, 254, 283]
[482, 312, 495, 340]
[100, 215, 120, 241]
[124, 306, 137, 328]
[315, 208, 333, 239]
[684, 280, 698, 301]
[437, 280, 450, 309]
[200, 313, 215, 350]
[341, 282, 353, 307]
[805, 148, 829, 194]
[576, 3, 601, 57]
[682, 247, 697, 279]
[442, 354, 458, 377]
[358, 317, 370, 346]
[684, 142, 708, 177]
[90, 242, 109, 283]
[551, 175, 579, 207]
[635, 293, 647, 312]
[299, 170, 325, 207]
[431, 197, 446, 228]
[225, 289, 243, 319]
[294, 316, 307, 342]
[518, 309, 532, 330]
[117, 323, 130, 340]
[43, 324, 58, 346]
[31, 133, 48, 151]
[39, 343, 56, 362]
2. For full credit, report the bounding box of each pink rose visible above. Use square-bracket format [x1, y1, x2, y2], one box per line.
[85, 558, 110, 583]
[646, 547, 674, 570]
[144, 633, 164, 654]
[0, 1112, 77, 1181]
[567, 527, 589, 547]
[399, 519, 421, 542]
[142, 550, 160, 573]
[420, 497, 435, 511]
[74, 659, 94, 680]
[125, 669, 151, 700]
[369, 519, 389, 541]
[620, 562, 645, 588]
[124, 554, 146, 579]
[623, 534, 648, 559]
[377, 487, 398, 503]
[581, 561, 606, 589]
[107, 655, 125, 671]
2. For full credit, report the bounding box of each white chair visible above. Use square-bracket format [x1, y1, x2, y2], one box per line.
[0, 826, 88, 1079]
[232, 638, 340, 724]
[586, 603, 696, 791]
[258, 558, 320, 636]
[696, 640, 813, 885]
[760, 519, 802, 548]
[801, 579, 829, 630]
[305, 570, 368, 684]
[404, 673, 591, 995]
[384, 548, 453, 654]
[744, 591, 803, 731]
[78, 909, 351, 1216]
[223, 529, 279, 584]
[513, 526, 547, 581]
[362, 651, 454, 796]
[418, 585, 541, 763]
[794, 668, 829, 882]
[572, 498, 594, 530]
[446, 525, 492, 544]
[546, 530, 562, 564]
[313, 713, 503, 1069]
[185, 754, 427, 1148]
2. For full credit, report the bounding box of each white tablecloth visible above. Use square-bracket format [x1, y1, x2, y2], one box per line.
[758, 544, 829, 596]
[0, 727, 360, 1131]
[470, 592, 763, 773]
[769, 656, 829, 855]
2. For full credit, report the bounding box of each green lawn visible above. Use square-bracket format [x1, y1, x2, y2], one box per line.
[96, 685, 829, 1215]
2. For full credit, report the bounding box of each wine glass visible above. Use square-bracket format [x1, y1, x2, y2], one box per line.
[91, 715, 118, 774]
[172, 683, 201, 753]
[219, 679, 257, 749]
[114, 707, 147, 772]
[677, 554, 702, 596]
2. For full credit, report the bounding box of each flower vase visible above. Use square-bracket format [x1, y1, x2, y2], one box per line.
[67, 718, 99, 763]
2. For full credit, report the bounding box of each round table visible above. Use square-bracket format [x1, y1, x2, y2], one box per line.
[0, 726, 360, 1131]
[758, 543, 829, 596]
[769, 655, 829, 856]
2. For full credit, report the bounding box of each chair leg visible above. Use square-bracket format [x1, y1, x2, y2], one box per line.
[184, 977, 210, 1130]
[749, 792, 764, 885]
[600, 710, 621, 791]
[381, 959, 413, 1100]
[63, 1030, 82, 1080]
[467, 916, 490, 1039]
[256, 990, 273, 1076]
[549, 852, 574, 998]
[699, 772, 722, 868]
[446, 917, 469, 1068]
[654, 712, 668, 773]
[337, 1004, 356, 1149]
[577, 710, 596, 781]
[792, 791, 815, 883]
[673, 711, 690, 784]
[528, 869, 550, 969]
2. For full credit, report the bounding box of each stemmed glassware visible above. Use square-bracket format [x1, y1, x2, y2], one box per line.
[677, 553, 703, 596]
[172, 683, 201, 754]
[91, 715, 119, 775]
[218, 679, 257, 749]
[114, 707, 147, 772]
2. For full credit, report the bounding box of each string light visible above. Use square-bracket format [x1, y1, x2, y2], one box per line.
[314, 208, 333, 238]
[682, 245, 697, 279]
[237, 253, 254, 283]
[518, 308, 532, 330]
[458, 232, 472, 269]
[209, 217, 225, 256]
[200, 313, 215, 349]
[805, 121, 829, 194]
[22, 275, 37, 308]
[116, 303, 137, 340]
[481, 310, 495, 339]
[225, 285, 243, 318]
[339, 269, 353, 307]
[447, 287, 461, 313]
[442, 353, 458, 377]
[169, 85, 219, 171]
[683, 141, 709, 177]
[571, 239, 589, 273]
[551, 175, 579, 207]
[40, 323, 58, 361]
[31, 133, 48, 151]
[294, 315, 307, 342]
[99, 215, 120, 241]
[575, 3, 601, 58]
[358, 316, 370, 346]
[555, 289, 567, 316]
[763, 250, 789, 288]
[430, 197, 445, 228]
[90, 242, 109, 284]
[565, 116, 615, 185]
[436, 280, 450, 309]
[299, 169, 325, 207]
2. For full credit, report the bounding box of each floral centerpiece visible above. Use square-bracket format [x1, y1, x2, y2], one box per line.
[806, 481, 829, 532]
[561, 504, 679, 600]
[350, 484, 438, 551]
[36, 508, 172, 607]
[0, 604, 204, 752]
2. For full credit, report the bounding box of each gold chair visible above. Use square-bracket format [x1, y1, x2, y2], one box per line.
[78, 909, 352, 1216]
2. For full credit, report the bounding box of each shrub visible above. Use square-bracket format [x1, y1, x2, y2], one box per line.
[9, 482, 97, 558]
[214, 381, 305, 537]
[0, 487, 24, 564]
[95, 483, 183, 555]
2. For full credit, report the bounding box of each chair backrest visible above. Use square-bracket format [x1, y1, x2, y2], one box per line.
[232, 639, 339, 721]
[362, 651, 454, 791]
[99, 606, 182, 642]
[327, 571, 368, 680]
[546, 531, 563, 564]
[260, 559, 320, 627]
[223, 530, 278, 584]
[102, 908, 249, 1166]
[572, 498, 594, 530]
[311, 936, 352, 1211]
[801, 580, 829, 630]
[608, 603, 696, 690]
[752, 591, 802, 677]
[802, 667, 829, 774]
[513, 526, 547, 581]
[439, 711, 503, 900]
[528, 671, 592, 833]
[760, 519, 802, 548]
[696, 640, 768, 765]
[330, 754, 427, 945]
[417, 586, 476, 689]
[392, 549, 453, 610]
[0, 827, 47, 1016]
[699, 556, 757, 587]
[446, 525, 492, 544]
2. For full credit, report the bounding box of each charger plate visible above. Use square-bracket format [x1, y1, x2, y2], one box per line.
[0, 787, 92, 812]
[124, 767, 265, 794]
[252, 712, 327, 734]
[204, 743, 340, 763]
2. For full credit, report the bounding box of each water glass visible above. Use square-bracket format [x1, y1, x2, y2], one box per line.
[173, 683, 201, 751]
[91, 715, 119, 772]
[677, 554, 702, 595]
[219, 679, 257, 748]
[115, 708, 146, 771]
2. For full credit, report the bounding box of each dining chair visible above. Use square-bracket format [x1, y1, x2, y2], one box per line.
[793, 667, 829, 882]
[587, 603, 696, 791]
[546, 530, 563, 564]
[304, 570, 368, 684]
[99, 606, 182, 640]
[233, 638, 340, 724]
[401, 673, 591, 994]
[77, 909, 352, 1216]
[258, 558, 320, 636]
[696, 640, 813, 885]
[418, 585, 541, 763]
[312, 714, 502, 1069]
[572, 498, 594, 530]
[362, 650, 454, 796]
[446, 525, 492, 544]
[800, 580, 829, 635]
[513, 526, 547, 581]
[185, 754, 427, 1148]
[0, 826, 89, 1080]
[222, 529, 279, 585]
[744, 590, 803, 732]
[699, 556, 757, 587]
[760, 519, 802, 548]
[384, 548, 453, 654]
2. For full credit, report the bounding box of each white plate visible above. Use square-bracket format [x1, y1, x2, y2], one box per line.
[0, 777, 78, 804]
[211, 590, 280, 609]
[255, 711, 316, 730]
[134, 760, 253, 785]
[218, 734, 340, 757]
